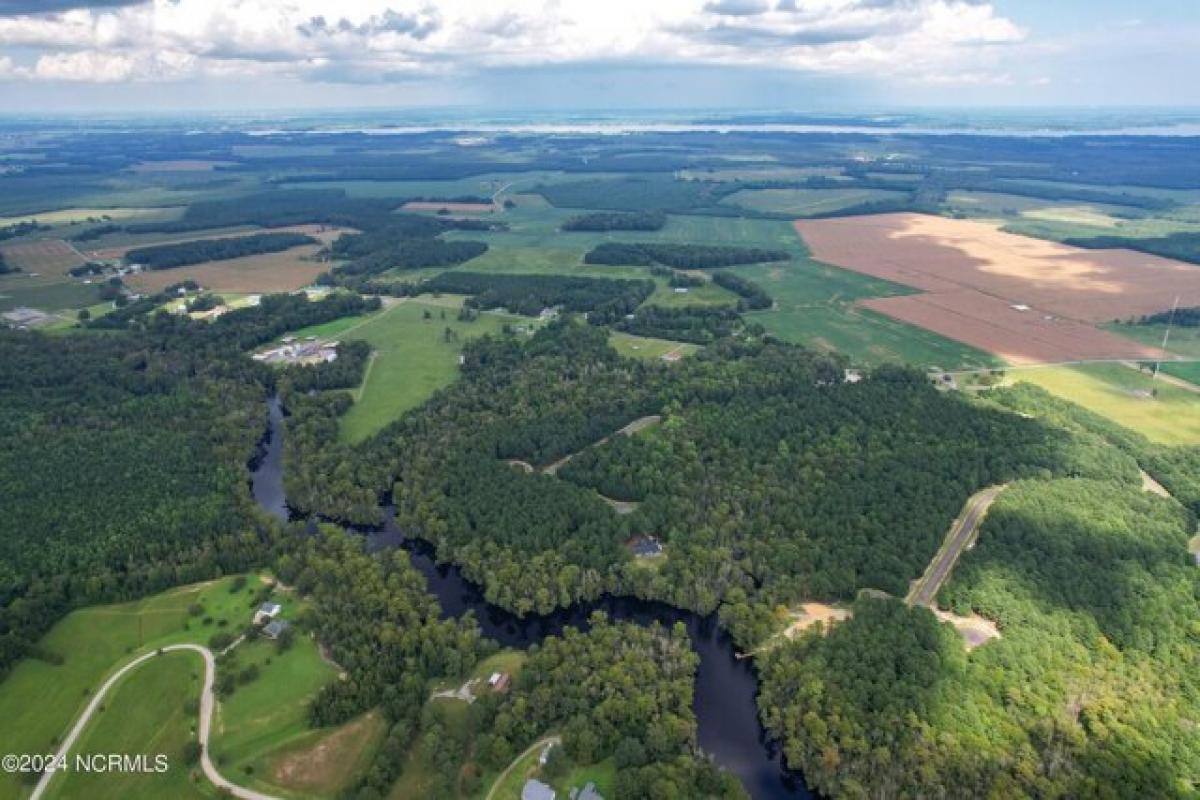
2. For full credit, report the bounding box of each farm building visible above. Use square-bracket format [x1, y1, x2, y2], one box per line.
[254, 601, 282, 624]
[522, 779, 556, 800]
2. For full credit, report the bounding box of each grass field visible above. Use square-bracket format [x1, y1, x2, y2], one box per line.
[609, 332, 700, 361]
[0, 276, 96, 313]
[739, 253, 999, 369]
[1008, 363, 1200, 444]
[282, 296, 520, 443]
[0, 576, 258, 798]
[209, 633, 340, 798]
[0, 206, 180, 227]
[44, 651, 212, 800]
[0, 574, 357, 800]
[262, 711, 386, 799]
[1104, 322, 1200, 387]
[720, 187, 905, 216]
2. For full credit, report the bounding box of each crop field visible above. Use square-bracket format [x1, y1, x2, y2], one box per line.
[289, 297, 520, 442]
[1008, 363, 1200, 444]
[1104, 322, 1200, 386]
[0, 238, 85, 273]
[0, 206, 180, 227]
[0, 276, 96, 313]
[402, 200, 496, 214]
[720, 187, 905, 216]
[127, 242, 337, 294]
[797, 213, 1200, 364]
[43, 651, 210, 800]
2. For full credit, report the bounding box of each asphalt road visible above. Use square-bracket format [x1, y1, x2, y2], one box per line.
[907, 485, 1007, 608]
[31, 644, 279, 800]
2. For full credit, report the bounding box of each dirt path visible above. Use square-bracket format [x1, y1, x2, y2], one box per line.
[484, 735, 561, 800]
[906, 485, 1007, 608]
[542, 415, 661, 476]
[31, 643, 278, 800]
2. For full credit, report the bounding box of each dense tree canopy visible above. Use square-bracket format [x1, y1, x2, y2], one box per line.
[125, 232, 317, 270]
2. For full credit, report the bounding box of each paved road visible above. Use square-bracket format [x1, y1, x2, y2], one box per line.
[31, 644, 279, 800]
[907, 485, 1007, 608]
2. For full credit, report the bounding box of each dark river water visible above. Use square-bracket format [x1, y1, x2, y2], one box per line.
[251, 398, 811, 799]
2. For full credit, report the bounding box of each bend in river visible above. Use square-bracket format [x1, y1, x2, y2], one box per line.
[250, 398, 811, 799]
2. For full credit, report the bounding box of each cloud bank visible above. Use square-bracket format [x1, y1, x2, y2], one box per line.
[0, 0, 1025, 86]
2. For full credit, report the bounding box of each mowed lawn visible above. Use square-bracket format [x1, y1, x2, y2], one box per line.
[310, 296, 521, 443]
[45, 651, 213, 800]
[1010, 363, 1200, 444]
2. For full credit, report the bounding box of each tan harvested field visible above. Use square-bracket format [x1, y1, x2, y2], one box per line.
[402, 201, 495, 214]
[0, 239, 84, 273]
[88, 223, 349, 261]
[127, 244, 330, 294]
[796, 213, 1200, 364]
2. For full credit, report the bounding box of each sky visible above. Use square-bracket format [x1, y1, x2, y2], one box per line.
[0, 0, 1196, 112]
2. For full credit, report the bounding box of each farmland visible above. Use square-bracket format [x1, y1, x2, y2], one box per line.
[796, 213, 1200, 364]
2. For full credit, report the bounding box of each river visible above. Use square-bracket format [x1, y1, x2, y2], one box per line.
[251, 398, 811, 799]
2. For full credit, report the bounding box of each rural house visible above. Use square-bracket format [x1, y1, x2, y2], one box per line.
[254, 601, 282, 624]
[522, 779, 556, 800]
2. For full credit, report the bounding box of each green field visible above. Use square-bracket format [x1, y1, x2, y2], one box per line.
[1104, 322, 1200, 386]
[0, 276, 97, 313]
[609, 332, 699, 361]
[1008, 363, 1200, 444]
[287, 297, 521, 443]
[45, 651, 212, 800]
[739, 255, 999, 369]
[0, 576, 256, 798]
[720, 187, 906, 216]
[0, 575, 354, 800]
[209, 633, 340, 798]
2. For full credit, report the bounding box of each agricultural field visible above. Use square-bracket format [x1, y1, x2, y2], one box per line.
[0, 206, 180, 227]
[0, 239, 85, 273]
[1104, 321, 1200, 386]
[720, 187, 906, 216]
[1007, 362, 1200, 444]
[797, 213, 1200, 364]
[125, 231, 344, 294]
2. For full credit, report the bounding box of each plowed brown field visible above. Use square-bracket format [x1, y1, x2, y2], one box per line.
[795, 213, 1199, 364]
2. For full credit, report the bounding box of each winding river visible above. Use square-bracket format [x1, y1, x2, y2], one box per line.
[252, 398, 811, 799]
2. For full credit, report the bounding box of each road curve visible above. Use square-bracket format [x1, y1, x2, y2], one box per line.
[907, 485, 1007, 608]
[31, 644, 279, 800]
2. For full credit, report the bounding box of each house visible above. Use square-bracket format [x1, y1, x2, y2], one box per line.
[262, 619, 290, 640]
[673, 287, 689, 294]
[522, 778, 556, 800]
[487, 671, 511, 693]
[254, 601, 282, 624]
[843, 369, 863, 384]
[631, 536, 664, 558]
[573, 782, 604, 800]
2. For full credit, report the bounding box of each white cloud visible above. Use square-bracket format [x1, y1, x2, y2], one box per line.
[0, 0, 1026, 86]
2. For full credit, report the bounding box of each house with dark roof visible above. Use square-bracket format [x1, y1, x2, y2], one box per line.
[262, 619, 290, 640]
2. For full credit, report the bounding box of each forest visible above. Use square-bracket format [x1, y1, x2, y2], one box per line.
[615, 305, 748, 343]
[124, 189, 404, 233]
[0, 329, 274, 675]
[1065, 231, 1200, 265]
[710, 271, 773, 310]
[562, 210, 667, 231]
[1139, 304, 1200, 326]
[759, 478, 1199, 798]
[124, 231, 317, 270]
[398, 271, 656, 320]
[585, 242, 790, 269]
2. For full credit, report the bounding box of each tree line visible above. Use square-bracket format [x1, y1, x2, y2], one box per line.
[125, 231, 317, 270]
[585, 242, 789, 269]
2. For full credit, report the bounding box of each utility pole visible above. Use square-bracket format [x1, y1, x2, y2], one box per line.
[1152, 295, 1180, 383]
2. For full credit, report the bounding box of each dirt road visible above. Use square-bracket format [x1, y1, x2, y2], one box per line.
[906, 485, 1007, 608]
[31, 644, 279, 800]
